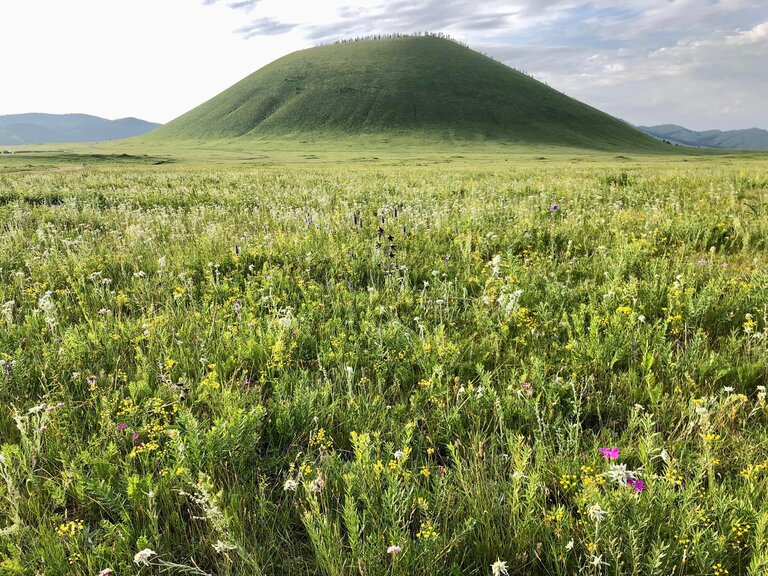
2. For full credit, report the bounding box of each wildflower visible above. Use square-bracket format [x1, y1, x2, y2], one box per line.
[587, 503, 606, 522]
[566, 539, 574, 551]
[213, 539, 236, 553]
[98, 569, 114, 576]
[387, 545, 402, 554]
[604, 463, 636, 484]
[133, 548, 156, 566]
[416, 520, 438, 540]
[309, 474, 325, 494]
[550, 204, 559, 212]
[117, 423, 128, 431]
[282, 479, 299, 491]
[626, 478, 647, 492]
[132, 433, 140, 441]
[598, 447, 620, 460]
[491, 559, 509, 576]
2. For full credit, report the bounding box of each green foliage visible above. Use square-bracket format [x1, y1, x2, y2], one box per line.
[0, 157, 767, 575]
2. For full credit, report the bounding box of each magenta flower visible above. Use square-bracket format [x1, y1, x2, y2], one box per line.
[627, 478, 646, 492]
[132, 433, 140, 441]
[117, 423, 128, 431]
[99, 569, 114, 576]
[599, 447, 620, 460]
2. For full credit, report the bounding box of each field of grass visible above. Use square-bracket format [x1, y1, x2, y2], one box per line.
[1, 153, 767, 575]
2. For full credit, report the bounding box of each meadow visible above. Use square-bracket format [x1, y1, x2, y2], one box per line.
[0, 154, 767, 575]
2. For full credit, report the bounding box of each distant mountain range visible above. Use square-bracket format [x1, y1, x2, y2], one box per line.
[638, 124, 768, 150]
[0, 113, 161, 146]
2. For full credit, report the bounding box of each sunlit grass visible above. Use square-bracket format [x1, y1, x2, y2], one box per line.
[0, 158, 767, 575]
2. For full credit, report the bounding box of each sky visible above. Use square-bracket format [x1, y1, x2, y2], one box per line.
[0, 0, 766, 130]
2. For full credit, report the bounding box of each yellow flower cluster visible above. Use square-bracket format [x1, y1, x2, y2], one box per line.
[740, 461, 768, 481]
[665, 466, 684, 486]
[731, 521, 751, 551]
[56, 520, 84, 539]
[559, 473, 577, 490]
[310, 428, 333, 451]
[580, 466, 606, 488]
[416, 520, 438, 541]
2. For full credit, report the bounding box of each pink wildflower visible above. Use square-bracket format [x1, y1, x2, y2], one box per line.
[598, 447, 620, 460]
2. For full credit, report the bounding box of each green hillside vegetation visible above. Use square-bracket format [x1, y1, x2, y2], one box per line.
[149, 35, 663, 151]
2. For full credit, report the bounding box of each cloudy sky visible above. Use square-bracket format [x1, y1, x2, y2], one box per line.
[1, 0, 766, 130]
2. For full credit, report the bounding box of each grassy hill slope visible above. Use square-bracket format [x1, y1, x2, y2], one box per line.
[149, 36, 663, 151]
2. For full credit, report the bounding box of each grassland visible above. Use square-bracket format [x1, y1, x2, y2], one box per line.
[147, 36, 662, 151]
[1, 151, 767, 575]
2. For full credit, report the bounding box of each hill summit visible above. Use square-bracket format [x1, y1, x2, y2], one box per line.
[151, 35, 660, 150]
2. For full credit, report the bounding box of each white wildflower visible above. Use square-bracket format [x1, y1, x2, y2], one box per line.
[37, 291, 57, 328]
[491, 559, 509, 576]
[589, 554, 608, 568]
[604, 463, 637, 484]
[1, 300, 14, 324]
[566, 539, 574, 551]
[393, 450, 406, 461]
[490, 255, 502, 276]
[282, 479, 299, 491]
[309, 474, 325, 494]
[587, 503, 606, 522]
[133, 548, 156, 566]
[723, 386, 734, 394]
[660, 449, 670, 463]
[758, 386, 766, 402]
[213, 539, 236, 553]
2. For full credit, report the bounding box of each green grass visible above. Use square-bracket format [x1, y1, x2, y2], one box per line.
[1, 153, 768, 575]
[146, 36, 664, 151]
[0, 152, 170, 174]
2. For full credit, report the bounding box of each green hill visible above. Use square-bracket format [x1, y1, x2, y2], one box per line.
[149, 35, 662, 150]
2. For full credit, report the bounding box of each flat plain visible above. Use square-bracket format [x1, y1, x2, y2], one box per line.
[1, 147, 767, 575]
